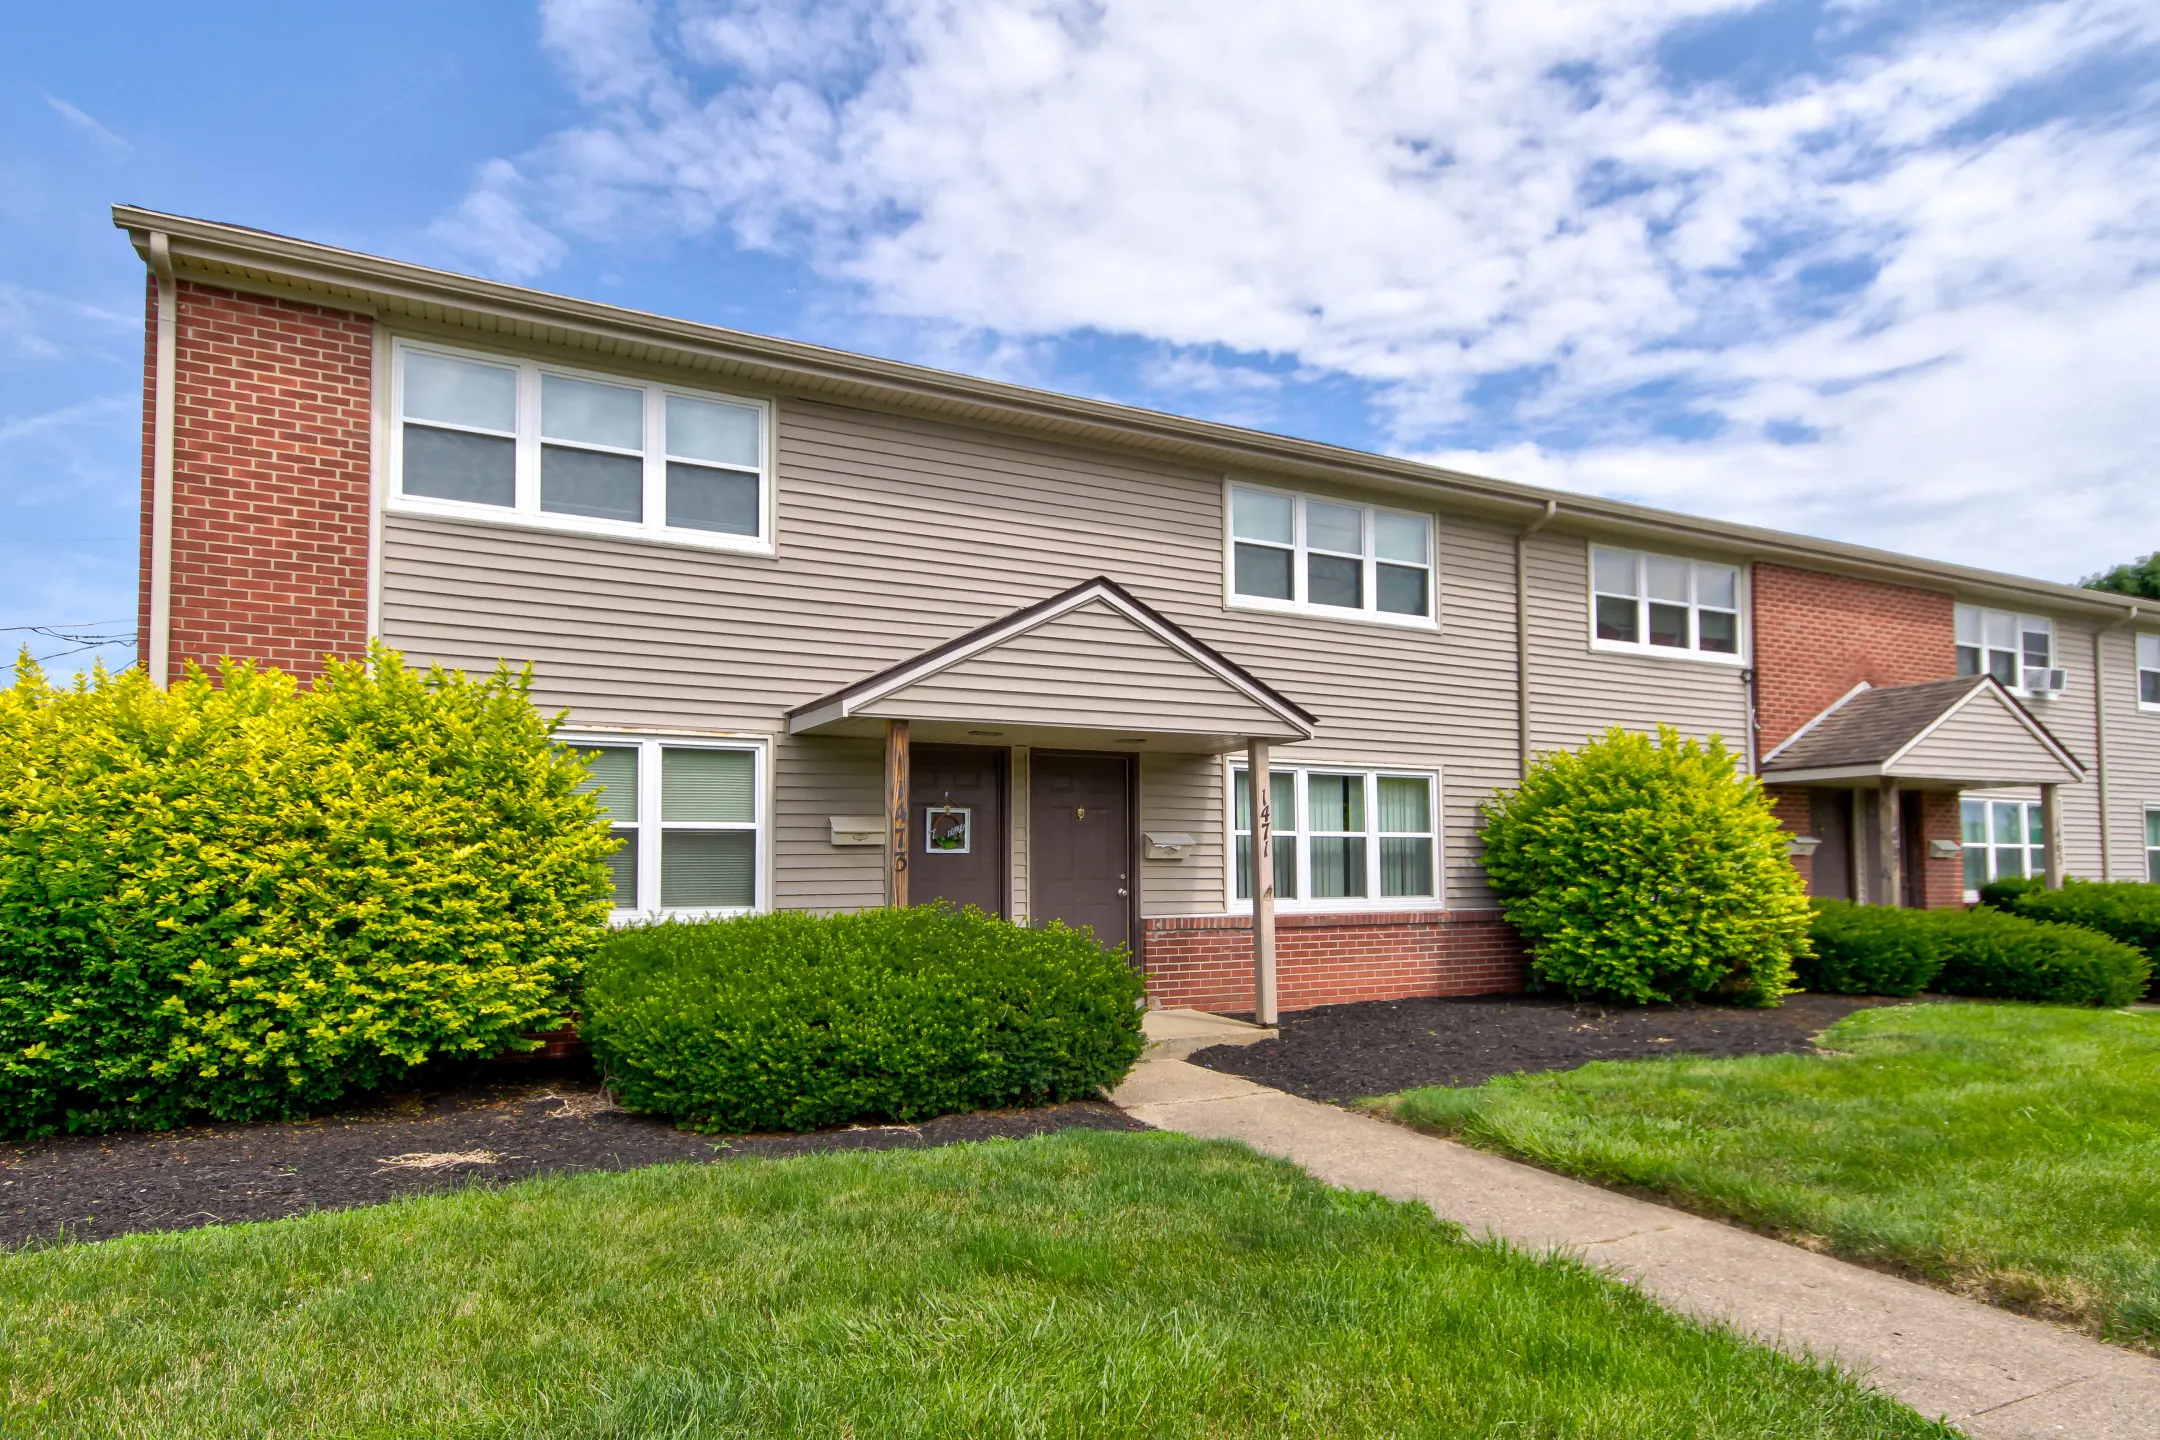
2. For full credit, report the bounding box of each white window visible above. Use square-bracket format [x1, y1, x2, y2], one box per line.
[1226, 483, 1435, 626]
[1956, 606, 2053, 690]
[1589, 546, 1742, 660]
[2137, 634, 2160, 709]
[1960, 797, 2045, 896]
[1230, 765, 1439, 908]
[2147, 808, 2160, 883]
[569, 736, 765, 917]
[391, 339, 772, 553]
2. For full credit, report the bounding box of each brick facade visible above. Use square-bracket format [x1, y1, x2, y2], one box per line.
[1752, 562, 1956, 752]
[141, 278, 374, 685]
[1142, 910, 1528, 1012]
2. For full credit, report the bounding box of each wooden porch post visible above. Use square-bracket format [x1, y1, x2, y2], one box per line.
[2041, 783, 2065, 889]
[1879, 777, 1903, 908]
[1249, 738, 1277, 1026]
[885, 719, 910, 907]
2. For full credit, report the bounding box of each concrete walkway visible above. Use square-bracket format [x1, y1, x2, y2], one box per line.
[1112, 1042, 2160, 1438]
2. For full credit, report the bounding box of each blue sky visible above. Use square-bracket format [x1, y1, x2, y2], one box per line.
[5, 0, 2158, 676]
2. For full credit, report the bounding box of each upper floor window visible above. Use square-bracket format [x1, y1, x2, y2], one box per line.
[571, 736, 764, 917]
[1226, 484, 1435, 626]
[2137, 634, 2160, 709]
[1956, 606, 2057, 695]
[1589, 546, 1741, 660]
[1231, 765, 1438, 908]
[391, 340, 772, 553]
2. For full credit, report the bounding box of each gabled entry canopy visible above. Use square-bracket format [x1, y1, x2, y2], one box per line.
[786, 576, 1318, 754]
[1761, 675, 2083, 790]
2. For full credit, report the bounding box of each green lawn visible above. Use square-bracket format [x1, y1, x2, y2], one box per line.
[1382, 1001, 2160, 1350]
[0, 1130, 1941, 1438]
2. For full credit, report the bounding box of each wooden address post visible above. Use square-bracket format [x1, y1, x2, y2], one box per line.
[885, 718, 910, 907]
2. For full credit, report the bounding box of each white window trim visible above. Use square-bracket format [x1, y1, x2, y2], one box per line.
[387, 337, 777, 556]
[1959, 795, 2046, 904]
[1222, 479, 1440, 631]
[1221, 759, 1445, 913]
[2145, 804, 2160, 883]
[1586, 543, 1748, 666]
[1955, 605, 2057, 697]
[2136, 633, 2160, 714]
[561, 730, 772, 922]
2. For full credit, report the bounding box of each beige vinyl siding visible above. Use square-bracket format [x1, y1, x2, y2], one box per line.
[1524, 531, 1753, 759]
[381, 394, 1537, 913]
[857, 598, 1288, 736]
[2093, 625, 2160, 880]
[1892, 695, 2080, 787]
[774, 736, 884, 912]
[1138, 752, 1224, 916]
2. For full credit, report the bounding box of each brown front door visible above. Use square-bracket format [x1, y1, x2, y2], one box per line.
[1810, 788, 1854, 900]
[1900, 790, 1927, 909]
[1030, 752, 1132, 950]
[909, 744, 1007, 917]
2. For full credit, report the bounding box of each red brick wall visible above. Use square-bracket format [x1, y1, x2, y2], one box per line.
[141, 277, 374, 685]
[1142, 910, 1527, 1013]
[1765, 785, 1815, 893]
[1753, 563, 1956, 752]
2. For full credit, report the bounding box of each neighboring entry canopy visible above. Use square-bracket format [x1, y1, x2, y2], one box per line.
[786, 576, 1318, 754]
[1760, 675, 2084, 790]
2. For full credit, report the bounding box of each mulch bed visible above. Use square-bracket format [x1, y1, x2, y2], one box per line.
[1190, 992, 1913, 1103]
[0, 1060, 1144, 1250]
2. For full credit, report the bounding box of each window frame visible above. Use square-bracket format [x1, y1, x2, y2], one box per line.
[388, 337, 777, 555]
[1222, 480, 1439, 630]
[562, 732, 771, 921]
[2146, 806, 2160, 884]
[1955, 605, 2056, 694]
[1959, 795, 2047, 902]
[1586, 543, 1747, 665]
[2136, 633, 2160, 713]
[1225, 761, 1443, 912]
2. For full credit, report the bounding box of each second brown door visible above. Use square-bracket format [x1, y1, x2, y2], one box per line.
[1030, 752, 1132, 950]
[909, 744, 1007, 917]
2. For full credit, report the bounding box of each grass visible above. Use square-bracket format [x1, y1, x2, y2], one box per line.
[0, 1129, 1944, 1438]
[1381, 1001, 2160, 1350]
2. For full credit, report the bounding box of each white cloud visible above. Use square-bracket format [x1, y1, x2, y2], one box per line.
[438, 0, 2160, 580]
[44, 95, 131, 156]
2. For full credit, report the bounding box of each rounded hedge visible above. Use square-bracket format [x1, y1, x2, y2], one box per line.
[2008, 881, 2160, 987]
[583, 905, 1147, 1133]
[1929, 905, 2150, 1008]
[1479, 725, 1808, 1005]
[0, 648, 614, 1137]
[1800, 900, 1942, 996]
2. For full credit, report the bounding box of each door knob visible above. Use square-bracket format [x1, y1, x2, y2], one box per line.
[1117, 887, 1129, 897]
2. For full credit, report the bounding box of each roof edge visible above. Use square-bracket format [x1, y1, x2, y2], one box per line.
[112, 204, 2149, 618]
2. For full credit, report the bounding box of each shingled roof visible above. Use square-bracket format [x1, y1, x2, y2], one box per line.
[1761, 675, 2083, 787]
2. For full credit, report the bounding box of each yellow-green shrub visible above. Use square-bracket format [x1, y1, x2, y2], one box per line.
[1479, 725, 1808, 1005]
[0, 648, 614, 1137]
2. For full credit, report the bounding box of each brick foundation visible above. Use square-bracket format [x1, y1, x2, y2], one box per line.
[1142, 910, 1528, 1013]
[141, 277, 374, 685]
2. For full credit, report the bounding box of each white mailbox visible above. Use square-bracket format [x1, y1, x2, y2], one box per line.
[829, 816, 886, 847]
[1143, 831, 1196, 860]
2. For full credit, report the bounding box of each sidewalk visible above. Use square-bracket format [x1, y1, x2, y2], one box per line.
[1112, 1051, 2160, 1439]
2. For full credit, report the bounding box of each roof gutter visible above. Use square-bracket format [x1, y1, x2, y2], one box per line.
[145, 231, 176, 688]
[110, 204, 2152, 623]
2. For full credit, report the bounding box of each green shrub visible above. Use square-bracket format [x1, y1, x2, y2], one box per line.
[584, 905, 1146, 1133]
[1478, 725, 1808, 1006]
[1977, 875, 2045, 911]
[0, 648, 614, 1137]
[1929, 905, 2150, 1008]
[1800, 900, 1942, 996]
[2009, 880, 2160, 972]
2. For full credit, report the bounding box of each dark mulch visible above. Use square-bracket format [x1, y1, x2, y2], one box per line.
[1190, 992, 1915, 1103]
[0, 1059, 1144, 1250]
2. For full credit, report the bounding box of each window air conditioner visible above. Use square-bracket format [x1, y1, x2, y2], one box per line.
[2022, 668, 2068, 698]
